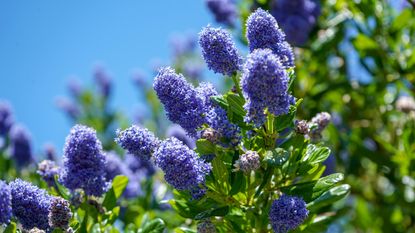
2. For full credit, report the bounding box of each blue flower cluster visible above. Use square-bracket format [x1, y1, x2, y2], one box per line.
[59, 125, 108, 196]
[241, 49, 294, 126]
[115, 125, 159, 159]
[166, 124, 196, 149]
[0, 101, 13, 136]
[205, 0, 237, 27]
[246, 9, 294, 68]
[199, 26, 241, 76]
[271, 0, 321, 46]
[153, 137, 211, 191]
[10, 179, 52, 231]
[154, 67, 209, 136]
[10, 125, 33, 168]
[94, 68, 112, 98]
[48, 197, 72, 230]
[37, 160, 61, 187]
[0, 180, 12, 225]
[269, 195, 308, 233]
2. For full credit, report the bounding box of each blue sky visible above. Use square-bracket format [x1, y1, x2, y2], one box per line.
[0, 1, 212, 155]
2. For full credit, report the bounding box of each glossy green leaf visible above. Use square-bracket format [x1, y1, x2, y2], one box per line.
[138, 218, 166, 233]
[263, 148, 290, 167]
[195, 139, 216, 155]
[307, 184, 351, 211]
[194, 206, 229, 220]
[4, 222, 16, 233]
[103, 175, 129, 210]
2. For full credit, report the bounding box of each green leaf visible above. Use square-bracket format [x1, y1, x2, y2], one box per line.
[138, 218, 166, 233]
[54, 175, 70, 200]
[195, 139, 216, 155]
[211, 95, 229, 109]
[263, 148, 290, 167]
[352, 34, 378, 51]
[274, 105, 297, 131]
[103, 175, 129, 210]
[391, 9, 412, 32]
[229, 171, 246, 196]
[307, 184, 351, 211]
[194, 206, 230, 220]
[226, 93, 246, 117]
[4, 222, 16, 233]
[302, 144, 331, 165]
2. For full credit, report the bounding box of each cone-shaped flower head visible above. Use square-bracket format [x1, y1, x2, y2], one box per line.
[10, 179, 52, 230]
[0, 101, 13, 136]
[199, 26, 241, 76]
[235, 151, 260, 173]
[269, 195, 308, 233]
[115, 125, 159, 159]
[241, 49, 294, 126]
[37, 160, 61, 187]
[197, 219, 217, 233]
[246, 8, 294, 68]
[166, 124, 196, 149]
[0, 180, 12, 225]
[60, 125, 108, 196]
[154, 137, 211, 191]
[154, 67, 209, 136]
[10, 124, 33, 168]
[206, 0, 237, 26]
[48, 197, 72, 230]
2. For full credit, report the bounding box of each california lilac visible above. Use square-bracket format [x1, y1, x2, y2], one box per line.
[10, 179, 52, 230]
[48, 197, 72, 230]
[241, 49, 294, 126]
[37, 160, 60, 187]
[153, 67, 207, 136]
[60, 125, 108, 196]
[206, 0, 237, 27]
[199, 26, 241, 76]
[56, 97, 81, 120]
[0, 100, 13, 136]
[94, 67, 112, 98]
[269, 195, 309, 233]
[67, 78, 82, 98]
[0, 181, 12, 225]
[28, 228, 46, 233]
[10, 124, 33, 168]
[197, 219, 217, 233]
[166, 124, 196, 149]
[201, 128, 221, 143]
[124, 153, 156, 176]
[190, 186, 207, 200]
[246, 8, 294, 68]
[295, 120, 309, 134]
[234, 151, 260, 173]
[311, 112, 331, 129]
[207, 106, 241, 144]
[115, 125, 159, 159]
[43, 143, 57, 161]
[153, 137, 211, 191]
[271, 0, 321, 46]
[170, 34, 197, 57]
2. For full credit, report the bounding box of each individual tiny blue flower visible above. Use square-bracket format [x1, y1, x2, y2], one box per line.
[271, 0, 321, 46]
[197, 219, 217, 233]
[234, 151, 260, 173]
[241, 49, 294, 126]
[0, 100, 13, 136]
[206, 0, 237, 27]
[10, 124, 33, 168]
[94, 67, 112, 98]
[153, 67, 208, 136]
[0, 180, 12, 225]
[48, 197, 72, 230]
[154, 137, 211, 191]
[246, 8, 294, 68]
[59, 125, 108, 196]
[37, 160, 61, 187]
[115, 125, 159, 159]
[10, 179, 52, 231]
[166, 124, 196, 149]
[269, 195, 308, 233]
[199, 26, 242, 76]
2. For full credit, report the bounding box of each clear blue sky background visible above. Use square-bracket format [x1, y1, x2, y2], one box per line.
[0, 1, 212, 155]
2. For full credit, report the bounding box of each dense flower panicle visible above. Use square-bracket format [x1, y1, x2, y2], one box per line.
[67, 78, 82, 98]
[10, 125, 33, 168]
[197, 220, 217, 233]
[0, 181, 12, 224]
[207, 106, 241, 144]
[10, 179, 52, 230]
[396, 95, 415, 113]
[115, 125, 159, 159]
[0, 101, 13, 136]
[183, 62, 204, 81]
[311, 112, 331, 130]
[37, 160, 61, 187]
[48, 197, 72, 230]
[94, 68, 112, 98]
[154, 138, 211, 191]
[104, 152, 131, 181]
[271, 0, 321, 46]
[201, 128, 221, 143]
[166, 124, 196, 149]
[295, 120, 309, 134]
[28, 228, 46, 233]
[199, 26, 242, 76]
[235, 151, 260, 173]
[60, 125, 108, 196]
[206, 0, 237, 26]
[269, 195, 309, 233]
[246, 8, 294, 68]
[170, 34, 197, 57]
[153, 67, 207, 136]
[241, 49, 294, 126]
[124, 153, 156, 176]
